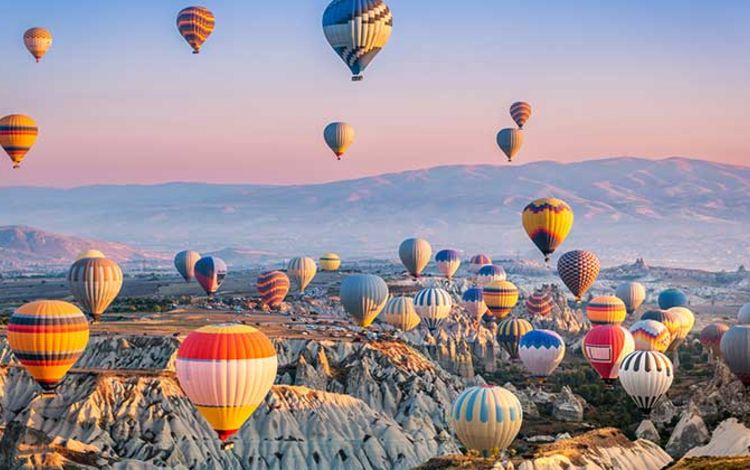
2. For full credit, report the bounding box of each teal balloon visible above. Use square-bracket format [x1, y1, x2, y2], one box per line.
[339, 274, 389, 327]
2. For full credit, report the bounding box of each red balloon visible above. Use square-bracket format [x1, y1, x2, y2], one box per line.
[583, 325, 634, 382]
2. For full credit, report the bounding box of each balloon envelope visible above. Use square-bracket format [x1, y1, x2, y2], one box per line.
[618, 351, 674, 413]
[557, 250, 600, 301]
[0, 114, 38, 168]
[525, 290, 553, 318]
[324, 122, 355, 159]
[496, 128, 524, 162]
[738, 303, 750, 324]
[483, 280, 519, 321]
[382, 296, 421, 331]
[398, 238, 432, 277]
[583, 325, 634, 381]
[319, 252, 341, 271]
[462, 287, 488, 321]
[435, 249, 461, 280]
[615, 282, 646, 314]
[477, 264, 507, 287]
[586, 296, 627, 325]
[658, 288, 688, 310]
[23, 27, 52, 62]
[174, 250, 201, 282]
[176, 6, 215, 53]
[640, 309, 683, 352]
[629, 320, 672, 353]
[76, 249, 105, 260]
[339, 274, 389, 327]
[522, 198, 574, 262]
[518, 329, 565, 378]
[194, 256, 228, 296]
[469, 254, 492, 273]
[414, 287, 452, 331]
[68, 257, 123, 322]
[451, 385, 523, 453]
[497, 318, 534, 359]
[510, 101, 532, 129]
[256, 271, 290, 308]
[720, 325, 750, 385]
[700, 323, 728, 358]
[288, 256, 317, 293]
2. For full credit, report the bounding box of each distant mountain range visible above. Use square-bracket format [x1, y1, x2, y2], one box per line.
[1, 157, 749, 270]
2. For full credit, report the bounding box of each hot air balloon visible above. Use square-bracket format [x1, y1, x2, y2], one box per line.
[450, 385, 523, 455]
[586, 296, 627, 326]
[640, 309, 683, 352]
[483, 280, 519, 321]
[615, 281, 646, 315]
[23, 27, 52, 62]
[477, 264, 507, 287]
[322, 0, 393, 81]
[399, 238, 432, 277]
[176, 6, 215, 54]
[721, 325, 750, 385]
[0, 114, 38, 169]
[7, 300, 89, 394]
[435, 249, 461, 280]
[700, 323, 728, 358]
[522, 198, 574, 262]
[497, 318, 534, 359]
[518, 329, 565, 379]
[174, 250, 201, 283]
[76, 249, 105, 260]
[319, 252, 342, 271]
[462, 287, 488, 321]
[176, 324, 277, 448]
[738, 303, 750, 324]
[510, 101, 532, 129]
[557, 250, 600, 301]
[287, 256, 317, 293]
[583, 325, 634, 384]
[340, 274, 389, 327]
[469, 254, 492, 273]
[618, 351, 674, 413]
[496, 128, 523, 162]
[629, 320, 672, 353]
[658, 288, 688, 310]
[382, 296, 420, 331]
[414, 287, 452, 331]
[256, 271, 290, 308]
[323, 122, 355, 160]
[525, 290, 553, 318]
[668, 307, 695, 350]
[193, 256, 227, 296]
[68, 257, 123, 322]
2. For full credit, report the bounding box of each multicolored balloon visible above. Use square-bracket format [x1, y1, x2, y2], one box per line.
[518, 329, 565, 379]
[615, 281, 646, 315]
[462, 287, 488, 321]
[7, 300, 89, 392]
[700, 323, 728, 358]
[176, 324, 277, 446]
[339, 274, 389, 327]
[583, 325, 634, 383]
[496, 128, 523, 162]
[68, 257, 123, 322]
[522, 198, 574, 262]
[323, 122, 355, 160]
[287, 256, 317, 293]
[177, 6, 215, 54]
[557, 250, 600, 301]
[23, 27, 52, 62]
[525, 290, 553, 318]
[398, 238, 432, 277]
[658, 288, 688, 310]
[640, 309, 683, 352]
[256, 271, 290, 308]
[322, 0, 393, 81]
[469, 254, 492, 273]
[0, 114, 38, 169]
[382, 296, 421, 331]
[194, 256, 228, 296]
[174, 250, 201, 283]
[477, 264, 507, 287]
[629, 320, 672, 353]
[319, 252, 341, 271]
[510, 101, 532, 129]
[435, 249, 461, 280]
[586, 296, 627, 326]
[497, 317, 533, 359]
[450, 385, 523, 454]
[414, 287, 452, 331]
[618, 351, 674, 413]
[482, 280, 519, 321]
[720, 325, 750, 385]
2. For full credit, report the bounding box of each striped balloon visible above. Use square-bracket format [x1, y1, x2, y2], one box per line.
[76, 249, 105, 260]
[176, 324, 277, 445]
[700, 323, 728, 358]
[176, 6, 215, 54]
[469, 254, 492, 273]
[174, 250, 201, 283]
[668, 307, 695, 349]
[0, 114, 38, 169]
[518, 329, 565, 379]
[319, 252, 341, 271]
[462, 287, 488, 321]
[615, 281, 646, 315]
[287, 256, 317, 293]
[658, 288, 688, 310]
[340, 274, 389, 327]
[586, 296, 627, 326]
[398, 238, 432, 277]
[497, 318, 534, 359]
[477, 264, 507, 287]
[525, 290, 553, 318]
[482, 280, 519, 321]
[68, 257, 123, 322]
[256, 271, 290, 308]
[435, 249, 461, 280]
[629, 320, 672, 353]
[583, 325, 634, 382]
[414, 287, 452, 331]
[450, 385, 523, 453]
[382, 296, 421, 331]
[496, 128, 524, 162]
[23, 27, 53, 62]
[721, 325, 750, 385]
[322, 0, 393, 81]
[509, 101, 532, 129]
[324, 122, 355, 160]
[194, 256, 228, 296]
[618, 351, 673, 413]
[522, 198, 574, 262]
[8, 300, 89, 392]
[557, 250, 600, 301]
[640, 309, 683, 352]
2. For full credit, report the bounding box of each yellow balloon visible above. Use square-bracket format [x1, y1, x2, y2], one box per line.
[23, 27, 53, 62]
[68, 257, 123, 322]
[0, 114, 38, 169]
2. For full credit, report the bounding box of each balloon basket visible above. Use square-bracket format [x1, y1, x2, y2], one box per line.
[351, 75, 363, 82]
[40, 390, 57, 398]
[221, 441, 235, 451]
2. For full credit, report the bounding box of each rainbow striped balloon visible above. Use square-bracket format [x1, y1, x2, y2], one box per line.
[586, 296, 627, 326]
[256, 271, 290, 308]
[0, 114, 38, 169]
[68, 257, 123, 322]
[525, 290, 553, 318]
[8, 300, 89, 391]
[176, 6, 215, 54]
[176, 324, 277, 444]
[497, 317, 534, 359]
[522, 198, 574, 262]
[450, 385, 523, 453]
[629, 319, 671, 353]
[482, 280, 519, 321]
[510, 101, 532, 129]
